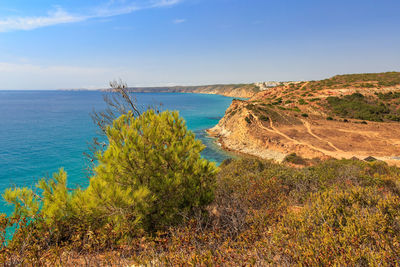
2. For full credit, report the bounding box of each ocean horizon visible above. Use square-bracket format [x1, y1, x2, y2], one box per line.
[0, 90, 235, 215]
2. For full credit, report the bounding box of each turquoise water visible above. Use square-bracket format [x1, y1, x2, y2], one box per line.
[0, 91, 234, 215]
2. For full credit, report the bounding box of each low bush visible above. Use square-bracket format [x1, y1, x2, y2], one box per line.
[273, 187, 400, 265]
[284, 153, 308, 165]
[245, 116, 252, 124]
[298, 99, 307, 105]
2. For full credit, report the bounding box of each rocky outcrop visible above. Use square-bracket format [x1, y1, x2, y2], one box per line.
[208, 100, 288, 162]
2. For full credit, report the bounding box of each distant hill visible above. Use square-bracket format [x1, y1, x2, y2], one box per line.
[121, 84, 261, 98]
[305, 71, 400, 90]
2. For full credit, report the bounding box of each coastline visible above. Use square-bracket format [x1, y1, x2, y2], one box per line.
[109, 84, 261, 99]
[207, 128, 287, 162]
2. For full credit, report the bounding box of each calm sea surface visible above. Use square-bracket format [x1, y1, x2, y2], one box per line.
[0, 91, 235, 215]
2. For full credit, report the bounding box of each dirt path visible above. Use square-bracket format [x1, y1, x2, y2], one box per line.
[301, 119, 344, 152]
[299, 81, 310, 90]
[250, 111, 334, 156]
[249, 111, 354, 159]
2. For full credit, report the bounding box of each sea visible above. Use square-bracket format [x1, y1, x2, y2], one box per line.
[0, 90, 235, 215]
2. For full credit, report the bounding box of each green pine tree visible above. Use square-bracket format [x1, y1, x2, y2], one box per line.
[3, 109, 218, 240]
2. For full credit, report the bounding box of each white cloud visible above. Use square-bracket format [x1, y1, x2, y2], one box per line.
[0, 8, 87, 32]
[151, 0, 182, 7]
[173, 18, 186, 24]
[0, 62, 118, 89]
[0, 0, 183, 33]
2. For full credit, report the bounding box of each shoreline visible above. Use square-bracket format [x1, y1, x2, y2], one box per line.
[206, 128, 287, 163]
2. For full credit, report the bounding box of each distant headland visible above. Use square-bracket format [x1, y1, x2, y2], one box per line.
[103, 82, 300, 98]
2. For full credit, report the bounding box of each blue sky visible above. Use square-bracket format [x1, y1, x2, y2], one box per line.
[0, 0, 399, 89]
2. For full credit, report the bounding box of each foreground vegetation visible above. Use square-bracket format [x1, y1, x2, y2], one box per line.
[1, 155, 400, 265]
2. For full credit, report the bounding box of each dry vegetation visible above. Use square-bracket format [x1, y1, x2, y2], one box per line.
[2, 158, 400, 265]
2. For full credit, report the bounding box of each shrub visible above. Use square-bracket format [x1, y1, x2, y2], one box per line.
[298, 99, 307, 105]
[272, 98, 283, 105]
[245, 116, 252, 124]
[301, 113, 309, 118]
[284, 153, 308, 165]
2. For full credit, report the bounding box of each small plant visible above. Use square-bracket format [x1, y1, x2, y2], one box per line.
[298, 99, 307, 105]
[245, 116, 252, 124]
[301, 113, 309, 118]
[228, 109, 237, 118]
[272, 98, 283, 105]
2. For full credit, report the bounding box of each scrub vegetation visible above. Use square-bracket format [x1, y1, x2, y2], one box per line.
[326, 93, 400, 122]
[301, 71, 400, 91]
[1, 158, 400, 265]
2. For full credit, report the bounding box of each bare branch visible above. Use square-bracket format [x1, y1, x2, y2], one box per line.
[84, 80, 142, 178]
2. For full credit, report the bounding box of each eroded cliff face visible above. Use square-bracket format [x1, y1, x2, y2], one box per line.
[208, 100, 288, 162]
[190, 87, 256, 98]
